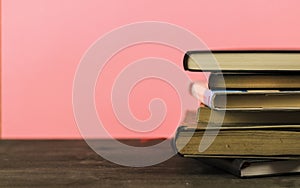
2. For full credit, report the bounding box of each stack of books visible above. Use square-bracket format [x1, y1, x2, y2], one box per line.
[175, 51, 300, 177]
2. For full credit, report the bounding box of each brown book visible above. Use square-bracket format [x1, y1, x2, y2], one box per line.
[176, 126, 300, 157]
[197, 106, 300, 125]
[176, 111, 300, 158]
[208, 72, 300, 90]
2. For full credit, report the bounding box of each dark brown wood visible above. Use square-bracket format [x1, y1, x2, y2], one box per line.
[0, 140, 299, 187]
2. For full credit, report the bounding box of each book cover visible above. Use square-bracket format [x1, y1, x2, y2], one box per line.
[198, 158, 300, 178]
[197, 105, 300, 125]
[191, 82, 300, 110]
[208, 72, 300, 90]
[175, 126, 300, 157]
[184, 50, 300, 72]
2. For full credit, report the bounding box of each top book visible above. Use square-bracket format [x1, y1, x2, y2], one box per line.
[184, 50, 300, 72]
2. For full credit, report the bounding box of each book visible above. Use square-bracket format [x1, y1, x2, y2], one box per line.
[208, 72, 300, 90]
[175, 126, 300, 157]
[197, 105, 300, 125]
[176, 111, 300, 157]
[183, 50, 300, 72]
[197, 158, 300, 178]
[191, 82, 300, 110]
[181, 50, 300, 177]
[181, 110, 300, 130]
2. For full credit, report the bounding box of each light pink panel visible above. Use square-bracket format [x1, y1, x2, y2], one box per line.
[3, 0, 300, 138]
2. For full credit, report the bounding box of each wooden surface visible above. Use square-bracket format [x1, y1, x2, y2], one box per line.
[0, 140, 299, 188]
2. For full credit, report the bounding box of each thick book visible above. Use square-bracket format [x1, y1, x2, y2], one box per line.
[197, 158, 300, 178]
[175, 126, 300, 157]
[184, 50, 300, 72]
[197, 105, 300, 125]
[208, 72, 300, 90]
[191, 82, 300, 110]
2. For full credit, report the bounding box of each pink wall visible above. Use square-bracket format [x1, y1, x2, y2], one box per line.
[3, 0, 300, 139]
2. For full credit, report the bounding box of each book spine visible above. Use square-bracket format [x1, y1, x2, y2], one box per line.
[183, 52, 190, 71]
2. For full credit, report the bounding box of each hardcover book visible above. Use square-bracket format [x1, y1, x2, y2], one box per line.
[175, 111, 300, 158]
[208, 72, 300, 90]
[191, 82, 300, 110]
[197, 105, 300, 125]
[175, 125, 300, 157]
[184, 50, 300, 72]
[198, 158, 300, 178]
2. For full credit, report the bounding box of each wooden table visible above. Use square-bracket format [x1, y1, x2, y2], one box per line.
[0, 140, 299, 187]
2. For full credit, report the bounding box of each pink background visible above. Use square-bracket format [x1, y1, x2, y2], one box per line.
[3, 0, 300, 139]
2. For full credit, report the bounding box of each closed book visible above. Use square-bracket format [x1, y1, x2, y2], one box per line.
[177, 111, 300, 157]
[184, 50, 300, 72]
[191, 82, 300, 110]
[197, 105, 300, 125]
[175, 126, 300, 157]
[197, 158, 300, 178]
[208, 72, 300, 90]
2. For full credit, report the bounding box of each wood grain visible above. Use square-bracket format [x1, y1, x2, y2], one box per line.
[0, 140, 299, 187]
